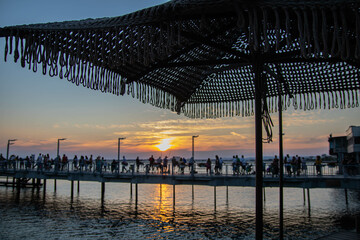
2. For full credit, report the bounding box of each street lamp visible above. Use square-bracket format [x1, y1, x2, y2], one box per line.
[192, 135, 199, 175]
[192, 135, 199, 160]
[118, 137, 126, 174]
[6, 139, 17, 160]
[57, 138, 67, 157]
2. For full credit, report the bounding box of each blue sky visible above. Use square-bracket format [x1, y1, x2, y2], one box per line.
[0, 0, 359, 160]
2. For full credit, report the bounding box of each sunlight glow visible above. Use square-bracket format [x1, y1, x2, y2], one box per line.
[155, 138, 173, 151]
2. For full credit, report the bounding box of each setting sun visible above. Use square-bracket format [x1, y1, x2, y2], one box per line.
[155, 138, 173, 151]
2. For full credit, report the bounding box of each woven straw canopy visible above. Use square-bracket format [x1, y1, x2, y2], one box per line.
[0, 0, 359, 119]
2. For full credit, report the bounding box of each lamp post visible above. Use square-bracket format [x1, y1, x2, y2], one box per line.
[192, 135, 199, 175]
[118, 137, 126, 174]
[57, 138, 67, 157]
[6, 139, 17, 160]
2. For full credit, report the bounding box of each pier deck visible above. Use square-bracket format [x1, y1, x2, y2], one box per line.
[1, 169, 359, 189]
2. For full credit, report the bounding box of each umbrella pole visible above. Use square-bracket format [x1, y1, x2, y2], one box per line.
[254, 60, 263, 240]
[279, 92, 284, 240]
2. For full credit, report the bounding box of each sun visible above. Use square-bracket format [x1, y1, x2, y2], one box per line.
[155, 138, 173, 151]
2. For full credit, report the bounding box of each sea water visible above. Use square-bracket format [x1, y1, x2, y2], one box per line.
[0, 178, 359, 239]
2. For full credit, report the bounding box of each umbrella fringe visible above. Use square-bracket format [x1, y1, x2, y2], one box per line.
[2, 22, 360, 118]
[231, 4, 359, 60]
[181, 89, 359, 119]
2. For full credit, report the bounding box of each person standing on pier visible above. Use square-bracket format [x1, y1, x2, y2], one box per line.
[301, 157, 307, 175]
[136, 157, 143, 172]
[73, 155, 78, 171]
[149, 155, 155, 172]
[36, 153, 43, 173]
[89, 155, 93, 172]
[121, 156, 128, 173]
[206, 158, 212, 175]
[215, 155, 220, 175]
[79, 156, 85, 172]
[315, 155, 322, 176]
[232, 156, 237, 175]
[163, 156, 168, 173]
[111, 159, 117, 173]
[61, 154, 68, 171]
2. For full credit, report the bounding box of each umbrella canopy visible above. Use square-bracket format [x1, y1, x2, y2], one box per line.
[0, 0, 359, 119]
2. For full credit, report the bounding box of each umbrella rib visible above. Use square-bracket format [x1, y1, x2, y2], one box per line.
[181, 30, 250, 62]
[126, 21, 239, 83]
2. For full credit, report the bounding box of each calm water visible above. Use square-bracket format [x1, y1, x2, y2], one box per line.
[0, 178, 359, 239]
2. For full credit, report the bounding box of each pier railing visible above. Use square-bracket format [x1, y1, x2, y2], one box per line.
[0, 159, 359, 177]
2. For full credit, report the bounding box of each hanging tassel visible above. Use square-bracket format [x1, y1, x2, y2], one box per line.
[4, 36, 8, 62]
[321, 9, 329, 58]
[312, 8, 321, 57]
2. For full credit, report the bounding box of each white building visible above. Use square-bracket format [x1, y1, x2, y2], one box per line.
[346, 126, 360, 162]
[329, 126, 360, 163]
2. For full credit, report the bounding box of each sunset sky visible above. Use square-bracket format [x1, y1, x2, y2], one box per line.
[0, 0, 359, 160]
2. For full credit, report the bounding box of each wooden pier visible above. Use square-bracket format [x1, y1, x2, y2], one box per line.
[0, 169, 359, 189]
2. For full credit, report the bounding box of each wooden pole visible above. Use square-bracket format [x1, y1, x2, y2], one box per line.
[263, 187, 266, 202]
[214, 186, 217, 211]
[173, 184, 176, 207]
[101, 182, 105, 206]
[303, 188, 306, 205]
[254, 54, 264, 240]
[278, 83, 284, 240]
[71, 180, 74, 200]
[77, 181, 80, 193]
[192, 184, 194, 200]
[345, 189, 348, 205]
[226, 185, 229, 205]
[54, 179, 57, 192]
[307, 188, 311, 212]
[130, 183, 133, 198]
[135, 183, 138, 209]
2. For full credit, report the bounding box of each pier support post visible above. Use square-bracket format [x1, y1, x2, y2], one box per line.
[173, 184, 176, 207]
[71, 180, 74, 200]
[135, 183, 138, 209]
[345, 189, 348, 205]
[192, 184, 194, 200]
[130, 183, 133, 198]
[214, 186, 217, 211]
[160, 184, 162, 201]
[43, 179, 46, 192]
[54, 179, 57, 192]
[226, 186, 229, 204]
[32, 178, 35, 187]
[101, 182, 105, 206]
[303, 188, 306, 205]
[77, 181, 80, 193]
[307, 188, 311, 212]
[263, 187, 266, 202]
[36, 179, 41, 190]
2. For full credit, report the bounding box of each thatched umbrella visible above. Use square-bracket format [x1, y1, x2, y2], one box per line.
[1, 0, 359, 239]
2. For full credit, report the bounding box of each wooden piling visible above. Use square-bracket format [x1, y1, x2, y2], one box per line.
[226, 185, 229, 204]
[135, 183, 138, 209]
[101, 182, 105, 205]
[214, 186, 217, 211]
[263, 187, 266, 202]
[77, 181, 80, 193]
[307, 188, 311, 212]
[130, 183, 133, 197]
[71, 180, 74, 200]
[54, 179, 57, 192]
[303, 188, 306, 205]
[192, 184, 194, 200]
[173, 184, 176, 207]
[345, 189, 348, 205]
